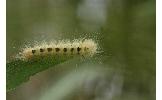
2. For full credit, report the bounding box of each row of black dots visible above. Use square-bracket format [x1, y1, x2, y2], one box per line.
[31, 47, 85, 54]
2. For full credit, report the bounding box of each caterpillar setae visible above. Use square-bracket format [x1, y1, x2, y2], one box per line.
[18, 39, 98, 60]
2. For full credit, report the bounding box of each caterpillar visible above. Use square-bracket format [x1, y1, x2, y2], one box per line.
[19, 39, 98, 60]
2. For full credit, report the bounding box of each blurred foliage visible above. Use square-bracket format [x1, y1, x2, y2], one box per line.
[7, 0, 155, 100]
[7, 55, 77, 91]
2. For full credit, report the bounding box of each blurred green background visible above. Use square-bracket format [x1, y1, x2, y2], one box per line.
[7, 0, 156, 100]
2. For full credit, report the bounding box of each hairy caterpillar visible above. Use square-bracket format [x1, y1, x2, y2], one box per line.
[19, 39, 98, 60]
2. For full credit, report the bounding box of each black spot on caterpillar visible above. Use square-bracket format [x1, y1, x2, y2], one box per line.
[47, 48, 52, 52]
[40, 48, 44, 52]
[77, 47, 81, 54]
[63, 48, 67, 52]
[32, 50, 36, 54]
[55, 48, 60, 52]
[71, 48, 74, 52]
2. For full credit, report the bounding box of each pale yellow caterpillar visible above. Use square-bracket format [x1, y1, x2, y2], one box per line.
[19, 39, 98, 60]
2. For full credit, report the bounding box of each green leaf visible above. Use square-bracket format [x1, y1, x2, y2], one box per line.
[6, 55, 75, 91]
